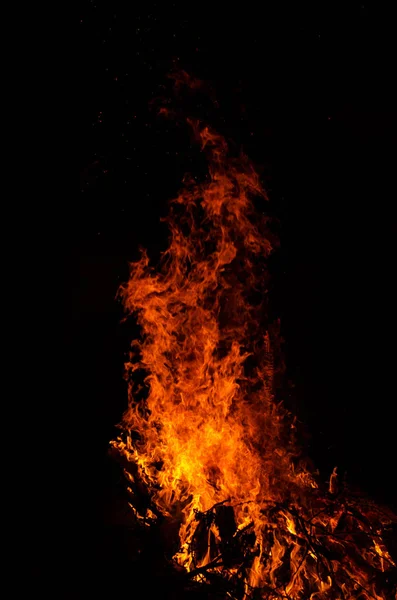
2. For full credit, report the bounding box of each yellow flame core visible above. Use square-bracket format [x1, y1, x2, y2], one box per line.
[111, 121, 396, 598]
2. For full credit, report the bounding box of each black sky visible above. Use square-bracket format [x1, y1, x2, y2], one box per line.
[71, 2, 396, 592]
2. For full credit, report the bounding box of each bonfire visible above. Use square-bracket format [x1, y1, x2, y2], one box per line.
[110, 111, 396, 599]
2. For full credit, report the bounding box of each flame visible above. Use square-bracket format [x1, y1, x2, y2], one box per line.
[110, 116, 396, 598]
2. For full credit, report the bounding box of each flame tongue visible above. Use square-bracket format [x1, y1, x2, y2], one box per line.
[115, 123, 298, 511]
[111, 121, 396, 598]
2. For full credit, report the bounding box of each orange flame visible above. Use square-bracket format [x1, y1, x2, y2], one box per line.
[111, 117, 396, 598]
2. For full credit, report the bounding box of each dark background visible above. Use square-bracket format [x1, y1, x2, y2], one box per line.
[71, 1, 396, 594]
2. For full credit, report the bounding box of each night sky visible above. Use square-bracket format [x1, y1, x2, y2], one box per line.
[71, 2, 396, 595]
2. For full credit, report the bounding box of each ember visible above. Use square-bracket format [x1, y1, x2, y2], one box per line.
[110, 111, 396, 599]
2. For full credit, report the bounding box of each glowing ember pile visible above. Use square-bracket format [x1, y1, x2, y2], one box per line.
[110, 119, 396, 599]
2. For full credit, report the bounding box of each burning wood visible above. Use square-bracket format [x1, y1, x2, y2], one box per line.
[110, 114, 396, 599]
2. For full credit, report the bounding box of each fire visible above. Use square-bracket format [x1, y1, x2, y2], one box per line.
[110, 114, 396, 598]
